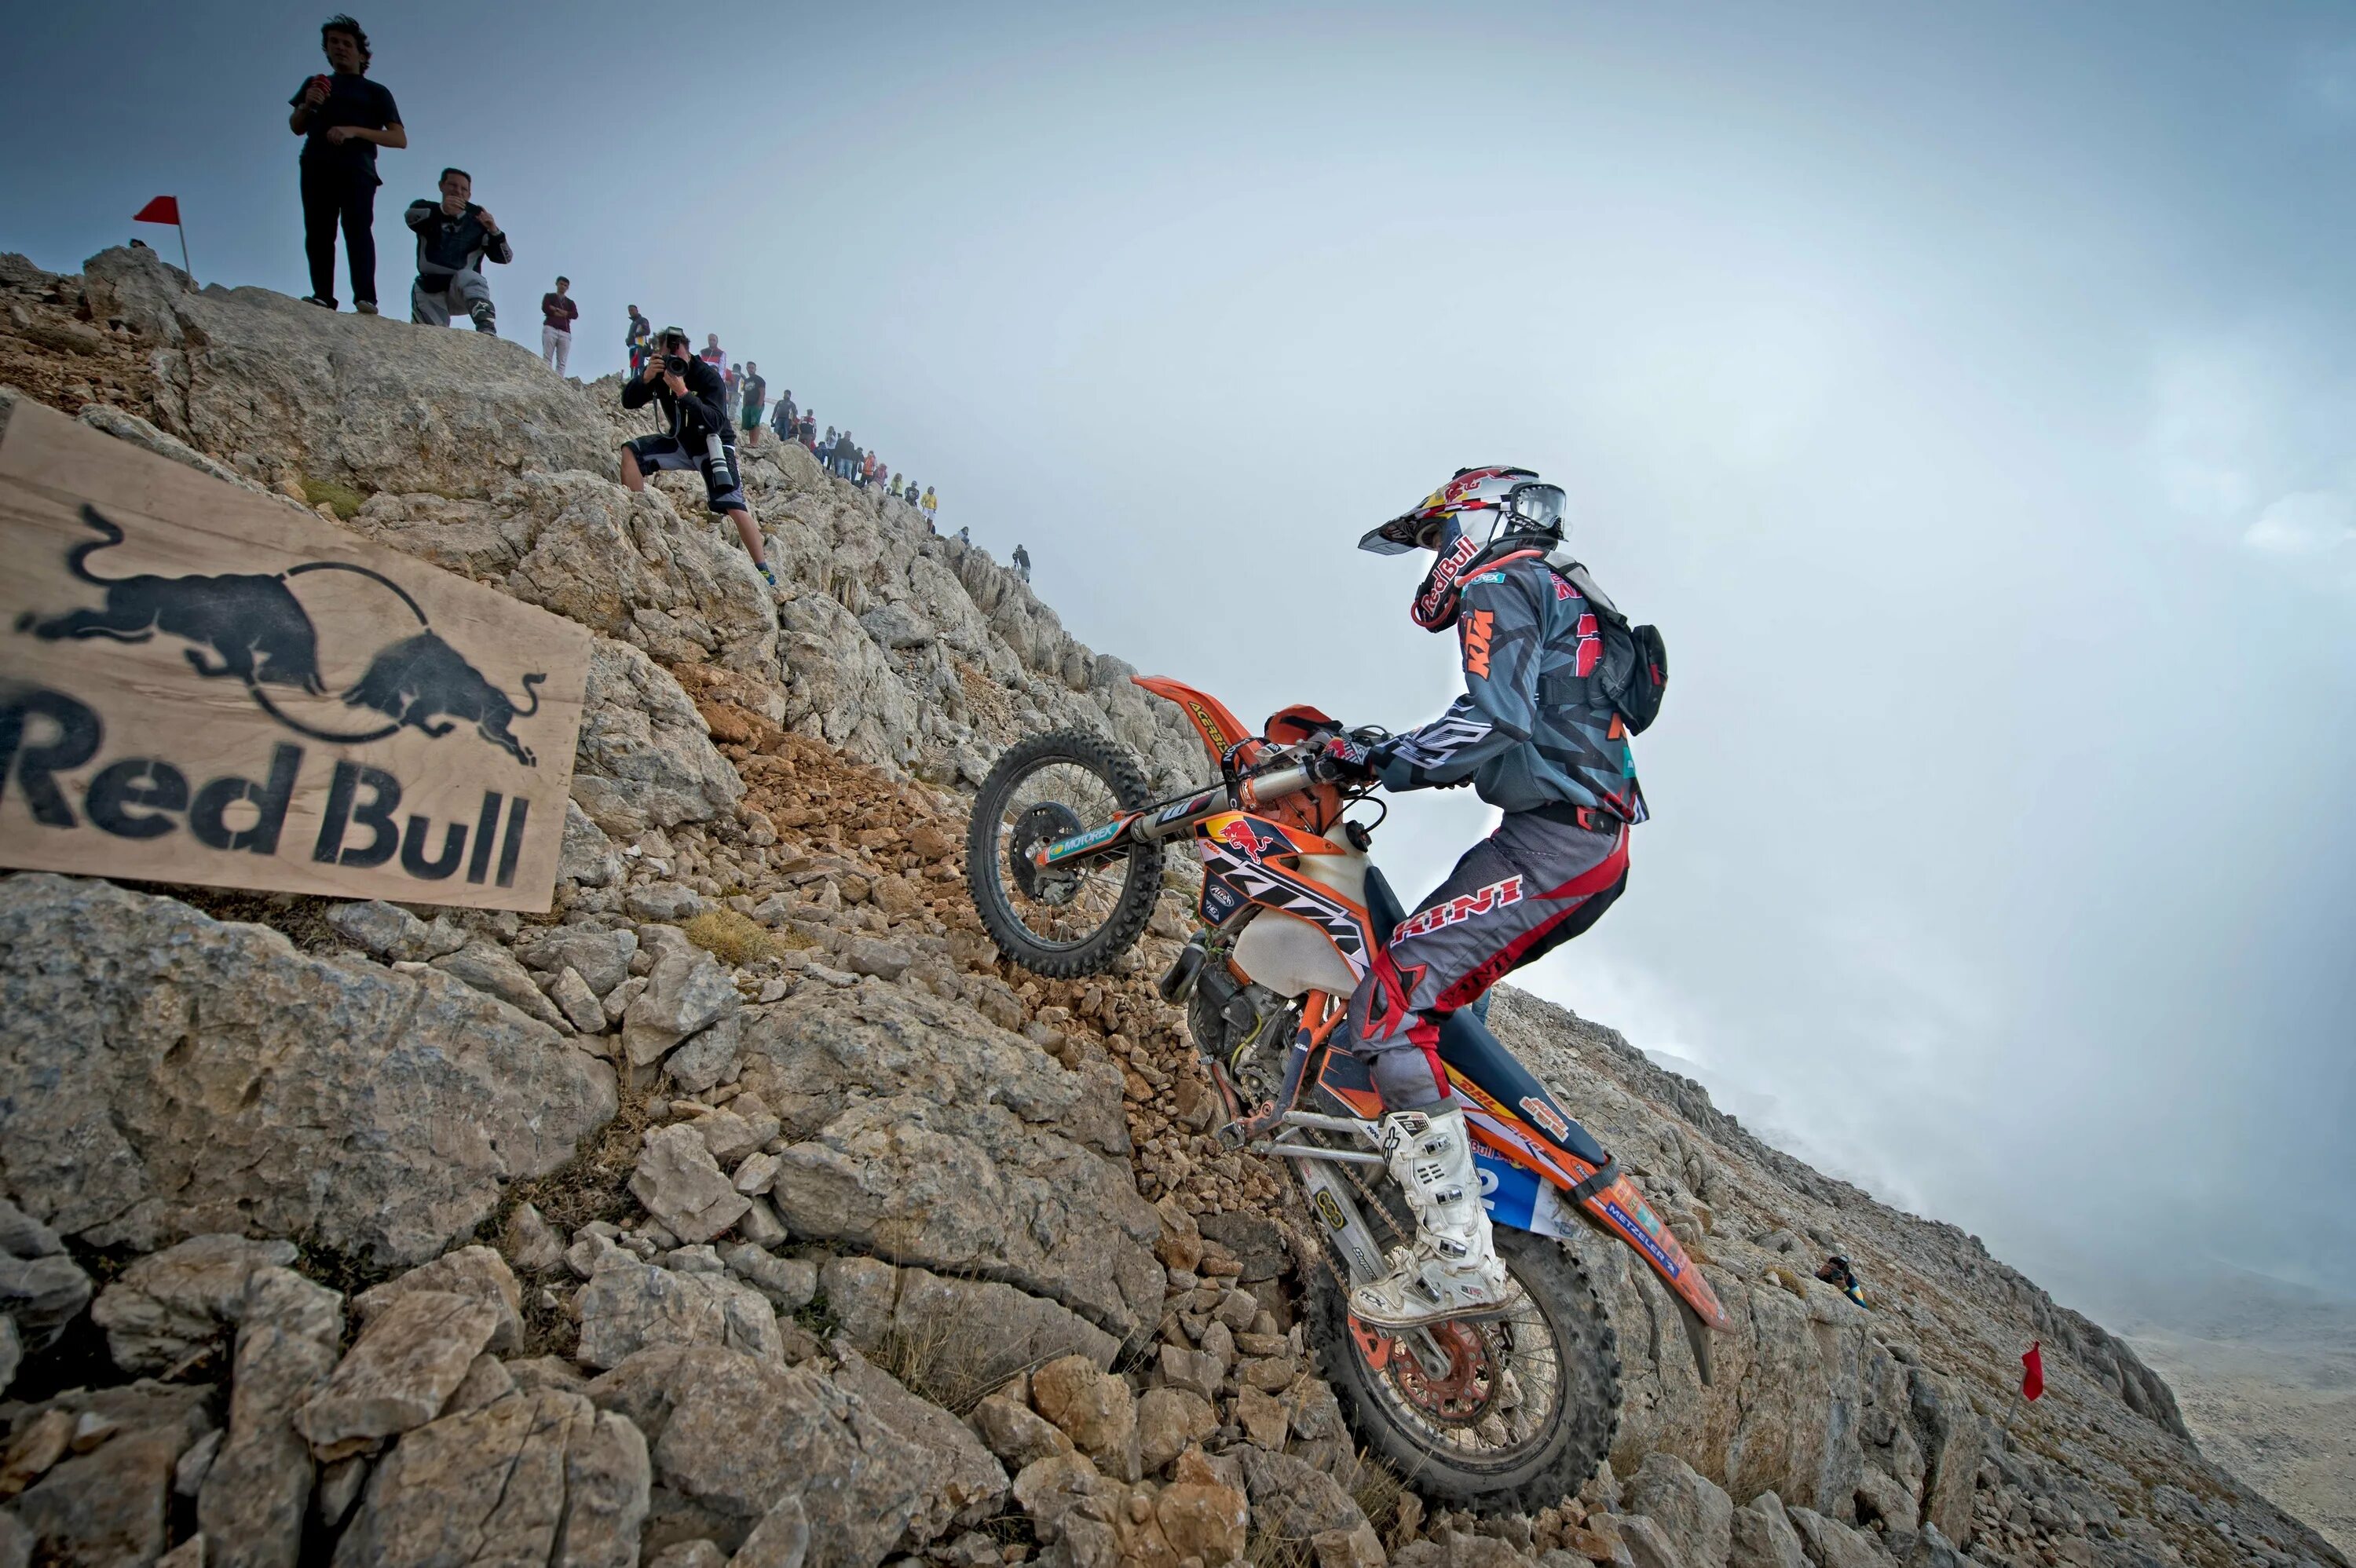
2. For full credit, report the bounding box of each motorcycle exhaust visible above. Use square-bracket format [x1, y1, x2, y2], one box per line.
[1158, 933, 1208, 1003]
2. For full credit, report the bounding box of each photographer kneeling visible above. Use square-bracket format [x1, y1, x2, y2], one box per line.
[620, 327, 777, 588]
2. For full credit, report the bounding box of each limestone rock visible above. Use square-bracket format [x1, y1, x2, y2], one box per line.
[297, 1290, 503, 1460]
[574, 1259, 782, 1370]
[817, 1256, 1118, 1411]
[1136, 1387, 1216, 1475]
[559, 799, 624, 889]
[741, 985, 1160, 1342]
[516, 926, 640, 998]
[353, 1246, 525, 1357]
[1628, 1453, 1736, 1568]
[504, 1203, 567, 1275]
[1620, 1515, 1693, 1568]
[968, 1393, 1074, 1467]
[1732, 1493, 1812, 1568]
[324, 901, 466, 963]
[826, 1355, 1009, 1536]
[719, 1246, 817, 1313]
[8, 1382, 213, 1568]
[1029, 1353, 1136, 1471]
[624, 948, 741, 1067]
[1784, 1507, 1886, 1568]
[1157, 1482, 1249, 1566]
[198, 1267, 344, 1568]
[0, 875, 616, 1269]
[1237, 1444, 1370, 1542]
[587, 1344, 975, 1562]
[92, 1236, 302, 1377]
[570, 638, 743, 837]
[434, 941, 574, 1032]
[331, 1388, 649, 1568]
[631, 1125, 753, 1245]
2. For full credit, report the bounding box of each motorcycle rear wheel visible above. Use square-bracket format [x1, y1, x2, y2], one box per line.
[966, 728, 1165, 978]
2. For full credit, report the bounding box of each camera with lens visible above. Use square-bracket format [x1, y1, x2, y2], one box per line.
[662, 353, 690, 375]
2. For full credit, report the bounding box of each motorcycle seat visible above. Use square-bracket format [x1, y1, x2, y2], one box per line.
[1363, 864, 1612, 1170]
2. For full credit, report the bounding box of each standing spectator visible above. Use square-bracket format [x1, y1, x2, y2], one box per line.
[859, 451, 876, 489]
[777, 388, 796, 437]
[404, 168, 508, 331]
[626, 304, 652, 373]
[539, 276, 579, 373]
[821, 426, 837, 461]
[921, 486, 938, 528]
[833, 430, 856, 480]
[701, 333, 727, 375]
[289, 14, 406, 313]
[620, 325, 775, 588]
[1012, 543, 1032, 583]
[740, 361, 766, 447]
[723, 362, 740, 412]
[799, 412, 816, 449]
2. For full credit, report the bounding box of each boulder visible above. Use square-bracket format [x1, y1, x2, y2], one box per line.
[0, 876, 616, 1269]
[8, 1381, 214, 1568]
[353, 1246, 525, 1357]
[815, 1256, 1119, 1411]
[1628, 1452, 1735, 1568]
[296, 1290, 503, 1460]
[740, 985, 1161, 1342]
[1136, 1387, 1216, 1475]
[516, 927, 641, 999]
[825, 1356, 1008, 1535]
[631, 1125, 752, 1245]
[330, 1387, 649, 1568]
[92, 1235, 301, 1377]
[570, 638, 743, 837]
[574, 1259, 782, 1370]
[623, 949, 741, 1068]
[1732, 1493, 1812, 1568]
[587, 1344, 977, 1563]
[0, 1201, 93, 1354]
[433, 941, 574, 1033]
[1620, 1515, 1693, 1568]
[968, 1394, 1074, 1468]
[197, 1266, 345, 1568]
[1028, 1353, 1136, 1472]
[1236, 1444, 1370, 1542]
[1785, 1507, 1886, 1568]
[323, 901, 466, 963]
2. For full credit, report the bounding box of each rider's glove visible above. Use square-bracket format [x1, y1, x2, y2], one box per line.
[1317, 731, 1382, 783]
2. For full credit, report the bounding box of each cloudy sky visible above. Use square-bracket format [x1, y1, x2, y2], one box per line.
[4, 0, 2351, 1314]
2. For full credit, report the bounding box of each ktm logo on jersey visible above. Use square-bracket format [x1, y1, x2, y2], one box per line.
[1462, 609, 1495, 678]
[1393, 874, 1525, 941]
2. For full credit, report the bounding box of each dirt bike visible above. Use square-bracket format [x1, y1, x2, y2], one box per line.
[965, 678, 1729, 1511]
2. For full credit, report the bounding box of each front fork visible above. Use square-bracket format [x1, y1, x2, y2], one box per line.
[1258, 1110, 1462, 1382]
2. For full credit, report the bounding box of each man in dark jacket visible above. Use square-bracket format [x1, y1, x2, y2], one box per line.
[288, 14, 405, 313]
[620, 326, 775, 588]
[625, 305, 652, 374]
[404, 168, 509, 331]
[1323, 465, 1646, 1329]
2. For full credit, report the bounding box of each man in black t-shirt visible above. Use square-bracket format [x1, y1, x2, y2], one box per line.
[287, 15, 406, 313]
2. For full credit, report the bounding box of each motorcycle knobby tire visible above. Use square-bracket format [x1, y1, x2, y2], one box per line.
[967, 728, 1165, 978]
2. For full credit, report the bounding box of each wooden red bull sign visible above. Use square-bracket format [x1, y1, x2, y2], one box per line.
[0, 397, 591, 911]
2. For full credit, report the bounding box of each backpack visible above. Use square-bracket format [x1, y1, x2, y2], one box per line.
[1553, 561, 1669, 736]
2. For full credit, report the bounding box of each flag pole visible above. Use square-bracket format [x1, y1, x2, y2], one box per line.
[175, 221, 192, 288]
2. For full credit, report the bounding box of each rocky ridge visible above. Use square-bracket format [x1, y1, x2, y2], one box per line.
[0, 247, 2341, 1568]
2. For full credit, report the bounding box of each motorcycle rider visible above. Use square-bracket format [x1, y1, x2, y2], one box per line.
[1323, 466, 1645, 1329]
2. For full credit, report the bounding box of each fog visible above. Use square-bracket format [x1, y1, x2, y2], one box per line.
[4, 0, 2351, 1315]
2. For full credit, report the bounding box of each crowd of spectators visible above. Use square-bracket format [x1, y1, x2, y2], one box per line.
[287, 13, 973, 568]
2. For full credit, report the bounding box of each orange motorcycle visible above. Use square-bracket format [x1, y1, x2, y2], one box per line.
[968, 678, 1729, 1510]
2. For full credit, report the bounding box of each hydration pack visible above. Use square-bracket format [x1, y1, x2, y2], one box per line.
[1552, 556, 1669, 736]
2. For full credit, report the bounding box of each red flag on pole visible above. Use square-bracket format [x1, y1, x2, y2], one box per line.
[2021, 1340, 2045, 1402]
[133, 196, 181, 225]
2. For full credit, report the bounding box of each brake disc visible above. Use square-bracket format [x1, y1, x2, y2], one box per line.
[1008, 802, 1085, 905]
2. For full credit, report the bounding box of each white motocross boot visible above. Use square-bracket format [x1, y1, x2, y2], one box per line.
[1349, 1106, 1510, 1329]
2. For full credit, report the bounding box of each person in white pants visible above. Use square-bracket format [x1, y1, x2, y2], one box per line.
[540, 276, 578, 374]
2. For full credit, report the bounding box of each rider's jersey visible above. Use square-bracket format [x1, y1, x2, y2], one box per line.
[1377, 551, 1648, 822]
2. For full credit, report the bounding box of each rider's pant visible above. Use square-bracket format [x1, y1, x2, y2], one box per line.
[1344, 810, 1630, 1112]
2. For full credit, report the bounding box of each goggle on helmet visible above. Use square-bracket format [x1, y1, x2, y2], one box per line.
[1358, 466, 1570, 631]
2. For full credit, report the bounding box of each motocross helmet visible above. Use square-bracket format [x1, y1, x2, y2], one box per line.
[1359, 466, 1569, 631]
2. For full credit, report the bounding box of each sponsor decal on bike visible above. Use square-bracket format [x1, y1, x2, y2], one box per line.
[1199, 872, 1244, 925]
[1312, 1189, 1348, 1231]
[1043, 820, 1123, 861]
[1601, 1198, 1681, 1278]
[1392, 874, 1524, 941]
[1518, 1095, 1572, 1142]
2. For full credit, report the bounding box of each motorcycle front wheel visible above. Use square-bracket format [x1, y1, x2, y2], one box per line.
[965, 728, 1165, 978]
[1296, 1120, 1622, 1512]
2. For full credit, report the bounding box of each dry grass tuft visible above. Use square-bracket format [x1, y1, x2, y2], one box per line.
[300, 475, 369, 519]
[683, 908, 775, 967]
